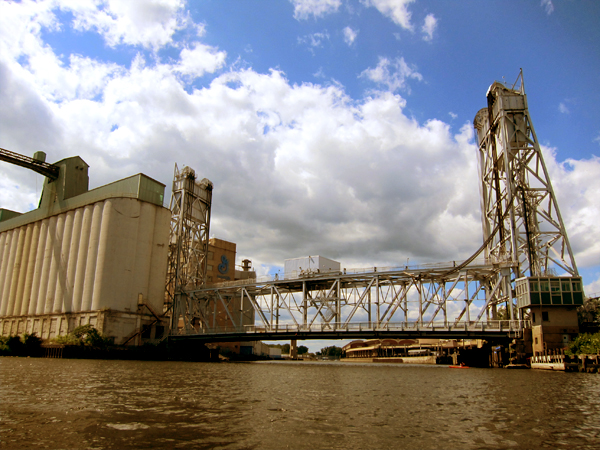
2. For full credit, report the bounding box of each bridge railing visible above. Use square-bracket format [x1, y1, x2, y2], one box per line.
[207, 256, 503, 288]
[178, 320, 529, 337]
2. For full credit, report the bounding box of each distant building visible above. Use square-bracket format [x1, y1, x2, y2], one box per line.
[206, 238, 237, 284]
[205, 238, 260, 355]
[342, 338, 480, 361]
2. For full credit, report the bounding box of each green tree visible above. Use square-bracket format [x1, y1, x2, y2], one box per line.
[320, 345, 342, 358]
[298, 345, 309, 355]
[566, 332, 600, 356]
[52, 325, 111, 347]
[578, 297, 600, 332]
[0, 336, 24, 355]
[496, 305, 518, 320]
[21, 333, 43, 356]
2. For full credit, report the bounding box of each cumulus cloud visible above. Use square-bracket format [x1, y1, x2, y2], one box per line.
[363, 0, 415, 30]
[421, 13, 437, 41]
[541, 0, 554, 15]
[343, 26, 358, 45]
[360, 56, 423, 93]
[59, 0, 187, 49]
[175, 42, 227, 78]
[60, 0, 188, 50]
[544, 149, 600, 269]
[292, 0, 342, 20]
[2, 0, 599, 282]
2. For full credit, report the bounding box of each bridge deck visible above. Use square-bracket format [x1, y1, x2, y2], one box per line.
[171, 259, 523, 341]
[169, 320, 528, 343]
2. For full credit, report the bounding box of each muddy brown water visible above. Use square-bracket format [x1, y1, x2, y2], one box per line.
[1, 358, 599, 449]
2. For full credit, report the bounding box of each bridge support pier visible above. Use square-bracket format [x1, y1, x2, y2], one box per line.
[290, 339, 298, 360]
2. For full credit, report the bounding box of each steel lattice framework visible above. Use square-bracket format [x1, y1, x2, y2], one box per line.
[171, 259, 525, 342]
[165, 164, 213, 334]
[167, 71, 582, 341]
[473, 71, 578, 280]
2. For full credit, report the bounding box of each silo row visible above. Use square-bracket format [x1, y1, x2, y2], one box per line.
[0, 197, 170, 320]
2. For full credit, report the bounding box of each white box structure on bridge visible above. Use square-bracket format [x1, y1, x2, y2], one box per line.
[284, 256, 340, 279]
[0, 156, 171, 344]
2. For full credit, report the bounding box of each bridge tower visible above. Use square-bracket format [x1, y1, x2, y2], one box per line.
[473, 71, 583, 353]
[165, 164, 213, 334]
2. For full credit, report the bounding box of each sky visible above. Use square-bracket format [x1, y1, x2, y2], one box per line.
[1, 0, 599, 352]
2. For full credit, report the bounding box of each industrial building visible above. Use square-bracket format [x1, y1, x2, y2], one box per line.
[0, 152, 171, 344]
[0, 73, 590, 362]
[0, 150, 261, 351]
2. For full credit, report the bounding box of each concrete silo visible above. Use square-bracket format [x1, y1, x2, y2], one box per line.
[0, 152, 171, 344]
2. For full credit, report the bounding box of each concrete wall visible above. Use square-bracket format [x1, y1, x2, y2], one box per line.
[0, 309, 165, 343]
[0, 197, 170, 341]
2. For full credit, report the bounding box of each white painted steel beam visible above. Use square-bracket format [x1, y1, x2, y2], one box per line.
[175, 260, 525, 339]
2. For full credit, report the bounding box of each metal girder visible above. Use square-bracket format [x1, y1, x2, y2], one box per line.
[166, 164, 213, 334]
[174, 259, 525, 340]
[0, 147, 60, 180]
[473, 71, 578, 279]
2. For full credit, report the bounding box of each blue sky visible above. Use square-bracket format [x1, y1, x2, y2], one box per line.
[1, 0, 599, 351]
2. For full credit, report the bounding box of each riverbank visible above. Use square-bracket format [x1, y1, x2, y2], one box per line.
[340, 355, 437, 364]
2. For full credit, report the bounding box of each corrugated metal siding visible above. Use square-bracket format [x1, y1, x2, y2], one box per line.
[0, 174, 165, 233]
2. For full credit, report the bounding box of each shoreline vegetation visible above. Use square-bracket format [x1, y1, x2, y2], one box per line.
[2, 318, 599, 367]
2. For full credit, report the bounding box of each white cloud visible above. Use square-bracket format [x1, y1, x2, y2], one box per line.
[559, 102, 570, 114]
[343, 26, 358, 45]
[360, 56, 423, 93]
[594, 134, 600, 145]
[60, 0, 188, 50]
[175, 42, 227, 78]
[584, 274, 600, 297]
[298, 31, 330, 50]
[2, 0, 599, 286]
[363, 0, 415, 30]
[291, 0, 342, 20]
[541, 0, 554, 15]
[421, 13, 437, 41]
[449, 112, 458, 119]
[544, 148, 600, 268]
[585, 274, 600, 298]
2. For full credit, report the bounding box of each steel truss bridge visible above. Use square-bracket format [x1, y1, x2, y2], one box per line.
[169, 258, 529, 344]
[166, 72, 576, 347]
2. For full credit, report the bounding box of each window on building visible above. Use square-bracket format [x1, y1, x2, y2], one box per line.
[542, 311, 549, 322]
[529, 280, 539, 292]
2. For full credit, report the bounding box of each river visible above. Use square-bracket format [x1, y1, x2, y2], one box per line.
[0, 358, 599, 449]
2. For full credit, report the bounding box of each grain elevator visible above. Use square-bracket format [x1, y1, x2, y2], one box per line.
[0, 150, 171, 344]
